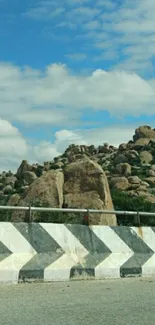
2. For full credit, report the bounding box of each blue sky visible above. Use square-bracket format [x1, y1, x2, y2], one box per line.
[0, 0, 155, 171]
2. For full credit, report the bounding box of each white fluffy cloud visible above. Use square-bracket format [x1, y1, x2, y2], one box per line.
[0, 62, 155, 125]
[0, 119, 28, 172]
[0, 118, 137, 172]
[25, 0, 155, 72]
[1, 0, 154, 172]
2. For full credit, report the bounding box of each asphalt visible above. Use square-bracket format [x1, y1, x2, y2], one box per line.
[0, 278, 155, 325]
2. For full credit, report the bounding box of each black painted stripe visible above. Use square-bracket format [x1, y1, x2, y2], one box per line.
[70, 253, 110, 279]
[66, 224, 112, 254]
[14, 223, 63, 253]
[120, 253, 153, 278]
[0, 241, 12, 262]
[112, 227, 153, 253]
[70, 266, 95, 279]
[112, 227, 154, 277]
[0, 241, 12, 254]
[66, 225, 111, 278]
[19, 252, 64, 281]
[14, 223, 65, 280]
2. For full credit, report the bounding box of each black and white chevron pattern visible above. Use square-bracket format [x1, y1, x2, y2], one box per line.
[0, 223, 155, 283]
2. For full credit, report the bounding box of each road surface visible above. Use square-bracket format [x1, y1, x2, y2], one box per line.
[0, 278, 155, 325]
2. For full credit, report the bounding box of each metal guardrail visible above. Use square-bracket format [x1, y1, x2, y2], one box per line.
[0, 206, 155, 225]
[0, 205, 155, 216]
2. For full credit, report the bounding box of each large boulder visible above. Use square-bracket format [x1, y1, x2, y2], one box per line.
[98, 143, 111, 154]
[64, 159, 117, 226]
[11, 170, 64, 222]
[128, 176, 141, 190]
[5, 176, 17, 187]
[140, 151, 153, 164]
[144, 177, 155, 187]
[133, 126, 155, 141]
[16, 160, 32, 178]
[151, 165, 155, 171]
[7, 193, 21, 206]
[114, 154, 128, 165]
[140, 181, 150, 188]
[23, 171, 37, 185]
[3, 185, 13, 194]
[131, 138, 150, 150]
[148, 170, 155, 177]
[128, 176, 141, 184]
[144, 195, 155, 203]
[115, 163, 132, 176]
[51, 161, 64, 170]
[110, 177, 129, 190]
[125, 150, 139, 160]
[118, 143, 128, 151]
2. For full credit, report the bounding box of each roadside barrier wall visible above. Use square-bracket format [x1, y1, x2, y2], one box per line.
[0, 223, 154, 283]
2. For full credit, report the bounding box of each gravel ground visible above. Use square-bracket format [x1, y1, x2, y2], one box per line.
[0, 278, 155, 325]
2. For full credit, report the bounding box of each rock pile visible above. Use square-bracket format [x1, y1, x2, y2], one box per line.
[1, 125, 155, 224]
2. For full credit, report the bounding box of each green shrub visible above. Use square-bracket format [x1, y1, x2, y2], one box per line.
[132, 166, 148, 179]
[111, 189, 155, 226]
[0, 194, 12, 221]
[29, 199, 83, 224]
[35, 168, 43, 178]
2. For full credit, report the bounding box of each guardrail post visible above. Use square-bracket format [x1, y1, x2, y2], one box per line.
[134, 211, 141, 226]
[28, 205, 32, 223]
[83, 209, 90, 226]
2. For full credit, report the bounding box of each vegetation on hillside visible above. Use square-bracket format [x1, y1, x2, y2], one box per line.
[0, 190, 155, 225]
[111, 189, 155, 226]
[29, 199, 83, 224]
[1, 124, 155, 225]
[0, 194, 12, 221]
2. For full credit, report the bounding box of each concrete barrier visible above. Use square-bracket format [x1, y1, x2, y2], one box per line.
[0, 223, 155, 283]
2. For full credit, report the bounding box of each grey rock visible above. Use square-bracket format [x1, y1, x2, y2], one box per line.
[148, 170, 155, 177]
[16, 160, 32, 178]
[133, 125, 155, 141]
[23, 171, 37, 185]
[110, 177, 129, 190]
[5, 176, 17, 187]
[128, 176, 141, 184]
[132, 138, 150, 150]
[114, 154, 128, 165]
[151, 165, 155, 171]
[118, 143, 128, 151]
[115, 163, 131, 176]
[140, 151, 153, 164]
[3, 185, 13, 194]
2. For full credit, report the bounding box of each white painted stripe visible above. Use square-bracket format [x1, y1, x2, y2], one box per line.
[131, 227, 155, 252]
[95, 252, 133, 279]
[142, 254, 155, 277]
[0, 223, 36, 254]
[41, 224, 88, 258]
[44, 254, 79, 282]
[0, 253, 35, 283]
[91, 226, 133, 253]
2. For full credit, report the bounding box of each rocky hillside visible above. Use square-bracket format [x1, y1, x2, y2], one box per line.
[1, 125, 155, 225]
